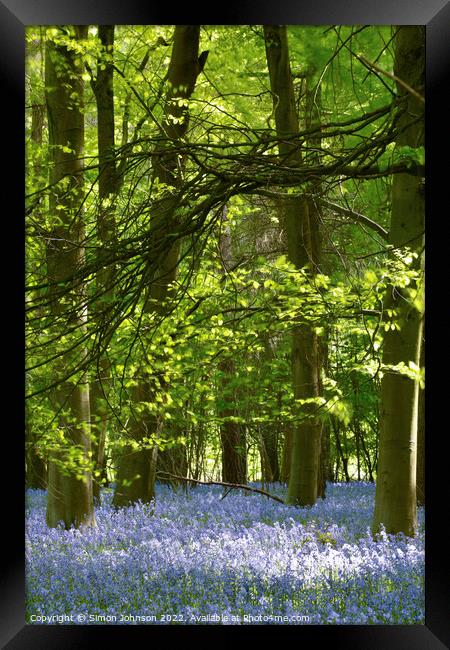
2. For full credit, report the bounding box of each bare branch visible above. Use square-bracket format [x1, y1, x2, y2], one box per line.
[156, 471, 285, 504]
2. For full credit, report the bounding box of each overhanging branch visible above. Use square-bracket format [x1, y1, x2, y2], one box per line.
[320, 199, 389, 240]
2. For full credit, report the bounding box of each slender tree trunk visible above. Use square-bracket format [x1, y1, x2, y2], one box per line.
[218, 358, 247, 484]
[317, 420, 330, 497]
[157, 422, 188, 486]
[217, 207, 247, 484]
[334, 454, 340, 482]
[260, 425, 280, 483]
[113, 26, 206, 506]
[360, 427, 375, 482]
[26, 102, 47, 490]
[281, 425, 293, 483]
[304, 72, 328, 498]
[264, 26, 322, 506]
[45, 26, 95, 529]
[416, 327, 425, 505]
[259, 338, 280, 483]
[372, 26, 425, 537]
[90, 25, 118, 502]
[26, 406, 46, 489]
[350, 371, 362, 481]
[333, 420, 350, 482]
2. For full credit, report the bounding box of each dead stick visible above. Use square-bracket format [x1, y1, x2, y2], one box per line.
[156, 471, 285, 504]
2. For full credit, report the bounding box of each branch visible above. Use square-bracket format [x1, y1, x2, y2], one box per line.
[320, 199, 389, 240]
[358, 55, 425, 104]
[156, 471, 285, 504]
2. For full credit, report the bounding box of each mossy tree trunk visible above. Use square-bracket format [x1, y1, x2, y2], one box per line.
[45, 25, 95, 529]
[264, 25, 322, 506]
[372, 26, 425, 537]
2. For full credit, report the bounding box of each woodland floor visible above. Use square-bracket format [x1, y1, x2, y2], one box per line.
[26, 482, 424, 625]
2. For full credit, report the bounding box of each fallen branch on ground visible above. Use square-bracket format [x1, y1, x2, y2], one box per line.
[156, 471, 285, 504]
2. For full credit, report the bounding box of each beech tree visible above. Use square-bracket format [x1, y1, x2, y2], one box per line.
[372, 26, 425, 537]
[44, 25, 95, 529]
[113, 26, 207, 506]
[89, 25, 119, 502]
[217, 207, 247, 484]
[264, 25, 323, 506]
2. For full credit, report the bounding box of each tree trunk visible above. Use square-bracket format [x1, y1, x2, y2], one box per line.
[260, 424, 280, 483]
[113, 26, 205, 507]
[264, 26, 322, 506]
[360, 426, 375, 482]
[372, 26, 425, 537]
[26, 102, 47, 490]
[45, 25, 95, 529]
[416, 327, 425, 505]
[317, 420, 330, 497]
[90, 25, 118, 502]
[217, 207, 247, 484]
[281, 425, 293, 483]
[25, 406, 46, 489]
[333, 419, 350, 482]
[259, 338, 280, 483]
[218, 358, 247, 484]
[157, 422, 188, 487]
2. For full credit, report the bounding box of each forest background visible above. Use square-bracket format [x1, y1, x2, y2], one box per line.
[25, 24, 425, 539]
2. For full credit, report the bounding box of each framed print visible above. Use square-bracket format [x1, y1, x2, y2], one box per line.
[1, 0, 449, 647]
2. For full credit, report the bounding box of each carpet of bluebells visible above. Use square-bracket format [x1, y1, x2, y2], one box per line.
[26, 482, 424, 625]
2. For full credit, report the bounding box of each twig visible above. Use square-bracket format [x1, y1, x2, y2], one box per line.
[220, 487, 233, 501]
[156, 471, 285, 504]
[359, 55, 425, 104]
[321, 199, 389, 241]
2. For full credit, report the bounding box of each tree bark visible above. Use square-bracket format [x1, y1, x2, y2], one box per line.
[26, 102, 47, 490]
[217, 207, 247, 484]
[372, 26, 425, 537]
[157, 422, 188, 487]
[113, 26, 205, 507]
[90, 25, 118, 502]
[416, 327, 425, 505]
[264, 25, 322, 506]
[256, 338, 280, 484]
[45, 26, 95, 529]
[281, 424, 293, 484]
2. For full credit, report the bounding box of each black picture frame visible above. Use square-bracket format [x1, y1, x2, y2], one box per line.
[2, 1, 449, 647]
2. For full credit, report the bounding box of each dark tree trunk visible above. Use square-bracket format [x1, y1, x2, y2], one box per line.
[333, 420, 350, 482]
[218, 358, 247, 484]
[264, 25, 322, 507]
[260, 424, 280, 483]
[215, 205, 247, 485]
[157, 423, 189, 487]
[91, 25, 118, 503]
[259, 339, 280, 483]
[281, 425, 293, 484]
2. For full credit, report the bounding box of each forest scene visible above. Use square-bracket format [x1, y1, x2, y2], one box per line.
[25, 24, 425, 625]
